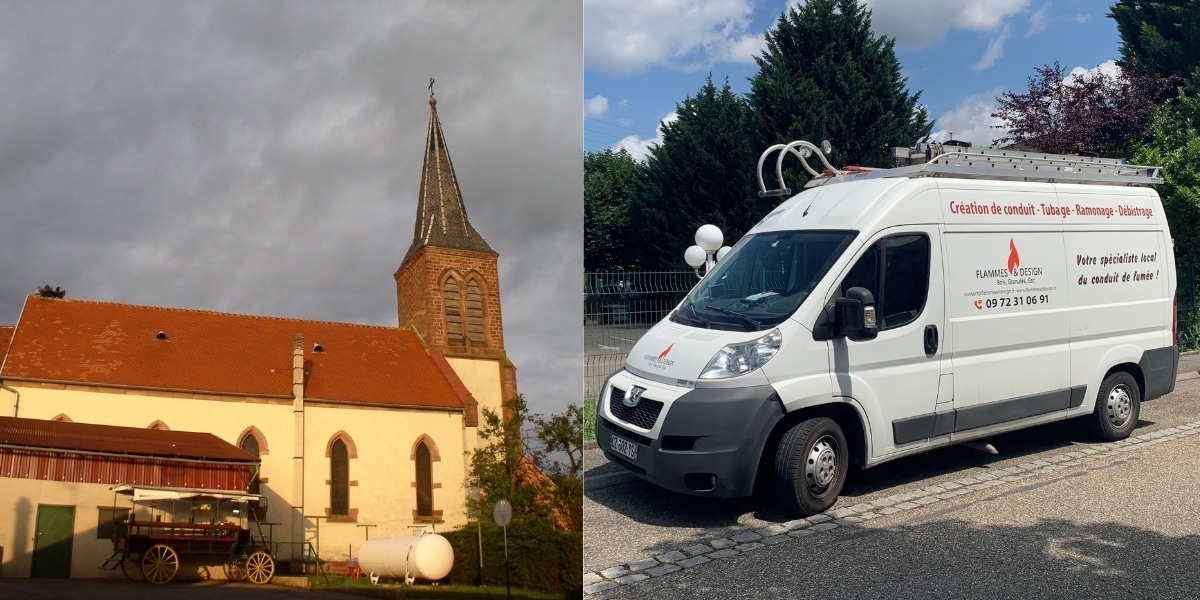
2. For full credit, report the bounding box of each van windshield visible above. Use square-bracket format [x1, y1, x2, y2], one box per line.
[673, 230, 856, 331]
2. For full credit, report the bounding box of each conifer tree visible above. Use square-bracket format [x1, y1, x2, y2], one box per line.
[1110, 0, 1200, 93]
[584, 148, 642, 272]
[748, 0, 931, 177]
[633, 75, 763, 271]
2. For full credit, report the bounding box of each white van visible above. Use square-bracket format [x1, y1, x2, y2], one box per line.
[596, 142, 1179, 515]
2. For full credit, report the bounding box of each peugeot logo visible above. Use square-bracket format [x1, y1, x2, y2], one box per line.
[623, 385, 646, 408]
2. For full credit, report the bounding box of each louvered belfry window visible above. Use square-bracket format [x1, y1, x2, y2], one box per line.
[416, 442, 433, 517]
[240, 434, 261, 495]
[331, 439, 349, 516]
[466, 280, 486, 346]
[444, 278, 464, 345]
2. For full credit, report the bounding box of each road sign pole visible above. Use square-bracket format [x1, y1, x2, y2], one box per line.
[493, 499, 512, 600]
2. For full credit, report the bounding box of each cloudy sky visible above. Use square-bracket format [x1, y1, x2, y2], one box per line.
[0, 1, 583, 419]
[585, 0, 1122, 158]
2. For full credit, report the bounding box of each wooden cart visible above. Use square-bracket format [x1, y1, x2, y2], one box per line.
[102, 485, 275, 585]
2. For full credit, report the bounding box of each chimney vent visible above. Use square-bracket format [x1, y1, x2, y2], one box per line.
[35, 285, 66, 299]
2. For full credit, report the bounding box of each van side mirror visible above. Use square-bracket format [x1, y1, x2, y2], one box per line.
[835, 287, 878, 341]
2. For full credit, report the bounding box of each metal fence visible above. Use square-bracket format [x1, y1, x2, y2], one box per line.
[1179, 262, 1198, 352]
[584, 271, 697, 399]
[583, 263, 1200, 400]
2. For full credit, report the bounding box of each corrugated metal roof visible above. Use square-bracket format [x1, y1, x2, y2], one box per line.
[0, 416, 256, 462]
[1, 297, 465, 410]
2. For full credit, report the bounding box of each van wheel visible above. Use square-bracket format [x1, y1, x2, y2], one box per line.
[1088, 372, 1140, 441]
[774, 417, 848, 515]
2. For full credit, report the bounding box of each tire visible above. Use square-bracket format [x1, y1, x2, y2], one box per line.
[774, 417, 849, 516]
[1088, 371, 1141, 441]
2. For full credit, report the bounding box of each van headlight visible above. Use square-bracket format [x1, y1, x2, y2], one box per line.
[699, 328, 782, 379]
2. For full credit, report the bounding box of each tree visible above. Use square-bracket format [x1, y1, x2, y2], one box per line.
[992, 62, 1162, 157]
[449, 395, 582, 594]
[1110, 0, 1200, 93]
[530, 404, 582, 532]
[465, 395, 582, 532]
[747, 0, 931, 177]
[632, 75, 763, 271]
[584, 148, 642, 272]
[1132, 91, 1200, 266]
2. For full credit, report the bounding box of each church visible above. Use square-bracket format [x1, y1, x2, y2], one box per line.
[0, 95, 518, 577]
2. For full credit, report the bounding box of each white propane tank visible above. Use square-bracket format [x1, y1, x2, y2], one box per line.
[357, 533, 454, 583]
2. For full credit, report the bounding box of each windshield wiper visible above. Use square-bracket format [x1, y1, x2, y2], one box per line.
[682, 298, 711, 327]
[705, 305, 761, 330]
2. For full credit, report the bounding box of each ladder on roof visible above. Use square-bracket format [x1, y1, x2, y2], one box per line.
[757, 141, 1163, 197]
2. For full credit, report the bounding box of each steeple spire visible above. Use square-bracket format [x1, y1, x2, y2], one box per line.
[402, 90, 494, 264]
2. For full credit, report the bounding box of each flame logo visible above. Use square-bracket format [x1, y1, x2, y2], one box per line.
[658, 344, 674, 361]
[1007, 239, 1020, 274]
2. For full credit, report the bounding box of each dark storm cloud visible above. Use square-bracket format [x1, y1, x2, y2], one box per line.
[0, 0, 583, 417]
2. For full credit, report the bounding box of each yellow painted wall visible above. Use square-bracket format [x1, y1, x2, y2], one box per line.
[0, 478, 121, 579]
[6, 383, 473, 565]
[300, 404, 469, 562]
[445, 356, 502, 453]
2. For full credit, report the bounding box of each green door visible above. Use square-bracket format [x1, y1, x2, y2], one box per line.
[31, 505, 75, 578]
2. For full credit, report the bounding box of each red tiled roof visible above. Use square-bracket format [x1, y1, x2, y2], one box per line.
[0, 415, 256, 462]
[1, 297, 464, 410]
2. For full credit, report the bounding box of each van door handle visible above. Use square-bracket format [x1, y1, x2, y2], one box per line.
[924, 325, 938, 356]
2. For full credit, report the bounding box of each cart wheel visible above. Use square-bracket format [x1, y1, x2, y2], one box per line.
[142, 544, 179, 584]
[246, 550, 275, 584]
[223, 554, 248, 581]
[121, 552, 145, 581]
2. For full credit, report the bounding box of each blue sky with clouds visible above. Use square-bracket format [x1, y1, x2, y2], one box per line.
[585, 0, 1124, 161]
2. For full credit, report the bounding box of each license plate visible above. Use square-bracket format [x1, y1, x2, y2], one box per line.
[609, 434, 639, 462]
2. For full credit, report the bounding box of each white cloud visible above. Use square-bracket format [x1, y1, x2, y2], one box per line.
[972, 24, 1011, 71]
[862, 0, 1028, 48]
[1027, 3, 1093, 38]
[1069, 59, 1120, 80]
[584, 0, 757, 75]
[716, 32, 766, 64]
[585, 94, 609, 118]
[1027, 2, 1049, 37]
[614, 112, 677, 161]
[927, 88, 1007, 148]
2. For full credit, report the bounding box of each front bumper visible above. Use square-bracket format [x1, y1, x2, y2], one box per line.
[595, 373, 784, 498]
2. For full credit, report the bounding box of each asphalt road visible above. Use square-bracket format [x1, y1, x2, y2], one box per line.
[584, 357, 1200, 598]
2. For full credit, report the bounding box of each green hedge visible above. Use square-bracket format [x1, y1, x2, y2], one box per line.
[442, 516, 581, 598]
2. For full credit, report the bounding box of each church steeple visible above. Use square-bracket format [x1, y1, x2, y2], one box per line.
[402, 92, 494, 264]
[395, 89, 507, 358]
[394, 84, 519, 429]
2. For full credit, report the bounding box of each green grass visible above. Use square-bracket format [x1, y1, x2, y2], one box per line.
[312, 576, 562, 599]
[583, 397, 597, 442]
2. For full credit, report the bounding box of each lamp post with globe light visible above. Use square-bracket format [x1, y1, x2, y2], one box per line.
[684, 224, 732, 278]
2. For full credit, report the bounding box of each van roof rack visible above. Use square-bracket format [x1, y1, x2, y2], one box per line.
[757, 141, 1163, 197]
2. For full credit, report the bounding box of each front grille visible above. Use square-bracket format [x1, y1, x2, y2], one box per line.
[599, 418, 652, 446]
[608, 386, 664, 430]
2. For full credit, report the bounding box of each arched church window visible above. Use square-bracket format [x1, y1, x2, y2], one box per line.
[444, 278, 464, 345]
[240, 433, 261, 495]
[330, 439, 349, 516]
[415, 442, 433, 518]
[466, 280, 486, 347]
